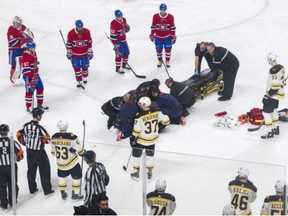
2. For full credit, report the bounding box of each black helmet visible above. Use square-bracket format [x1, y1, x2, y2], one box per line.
[84, 150, 96, 163]
[0, 124, 9, 134]
[32, 107, 44, 117]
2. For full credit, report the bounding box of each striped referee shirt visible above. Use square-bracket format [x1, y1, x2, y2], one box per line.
[84, 162, 109, 204]
[17, 120, 50, 150]
[0, 137, 23, 166]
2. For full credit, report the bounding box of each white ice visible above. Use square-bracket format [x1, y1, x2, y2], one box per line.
[0, 0, 288, 215]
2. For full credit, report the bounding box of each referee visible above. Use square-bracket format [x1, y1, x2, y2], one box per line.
[0, 124, 23, 211]
[83, 150, 110, 212]
[16, 107, 54, 196]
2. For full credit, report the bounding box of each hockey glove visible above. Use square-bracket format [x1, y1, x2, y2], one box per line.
[88, 48, 93, 60]
[149, 34, 155, 43]
[66, 49, 73, 60]
[171, 35, 177, 44]
[124, 24, 130, 33]
[69, 148, 76, 153]
[113, 43, 120, 51]
[262, 95, 271, 106]
[130, 136, 137, 147]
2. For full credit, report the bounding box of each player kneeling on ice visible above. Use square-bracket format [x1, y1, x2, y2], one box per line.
[51, 120, 86, 201]
[114, 94, 139, 141]
[260, 180, 286, 215]
[130, 97, 170, 180]
[228, 167, 257, 215]
[146, 178, 176, 215]
[22, 41, 46, 113]
[261, 53, 286, 140]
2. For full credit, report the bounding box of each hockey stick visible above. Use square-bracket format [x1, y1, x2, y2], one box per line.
[162, 60, 172, 79]
[247, 122, 264, 132]
[79, 120, 86, 196]
[59, 30, 85, 90]
[122, 152, 132, 171]
[104, 32, 146, 79]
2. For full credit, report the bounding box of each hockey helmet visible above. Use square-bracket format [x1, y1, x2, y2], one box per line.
[75, 19, 83, 28]
[114, 10, 123, 17]
[0, 124, 10, 134]
[275, 180, 286, 193]
[159, 3, 167, 11]
[84, 150, 96, 164]
[26, 41, 36, 49]
[13, 16, 23, 28]
[267, 52, 277, 62]
[155, 178, 167, 192]
[32, 107, 44, 117]
[237, 167, 249, 179]
[222, 204, 235, 216]
[57, 120, 69, 131]
[138, 97, 151, 109]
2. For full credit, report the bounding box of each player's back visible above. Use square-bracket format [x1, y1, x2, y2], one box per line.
[147, 190, 176, 215]
[261, 195, 284, 216]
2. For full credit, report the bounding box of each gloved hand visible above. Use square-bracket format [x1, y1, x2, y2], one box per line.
[262, 95, 271, 106]
[113, 43, 120, 51]
[129, 136, 137, 147]
[69, 148, 76, 153]
[124, 24, 130, 33]
[194, 69, 199, 77]
[149, 34, 155, 43]
[171, 35, 177, 44]
[66, 49, 73, 60]
[88, 48, 93, 60]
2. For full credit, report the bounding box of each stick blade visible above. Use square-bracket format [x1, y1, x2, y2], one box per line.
[123, 166, 127, 171]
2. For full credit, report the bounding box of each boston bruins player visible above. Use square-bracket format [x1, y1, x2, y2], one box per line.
[228, 167, 257, 215]
[261, 53, 286, 140]
[260, 180, 286, 216]
[146, 178, 176, 215]
[51, 120, 85, 200]
[130, 97, 170, 180]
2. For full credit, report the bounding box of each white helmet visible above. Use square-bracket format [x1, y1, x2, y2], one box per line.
[57, 120, 69, 131]
[222, 204, 235, 216]
[275, 180, 286, 193]
[267, 52, 277, 62]
[237, 167, 249, 179]
[13, 16, 23, 28]
[138, 97, 151, 109]
[155, 178, 167, 192]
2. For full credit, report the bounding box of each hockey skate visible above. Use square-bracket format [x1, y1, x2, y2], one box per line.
[157, 61, 162, 68]
[77, 81, 85, 90]
[61, 191, 68, 200]
[71, 191, 84, 201]
[273, 126, 280, 137]
[131, 171, 140, 181]
[166, 61, 170, 68]
[115, 69, 125, 74]
[147, 169, 153, 180]
[83, 77, 88, 84]
[26, 107, 32, 113]
[261, 131, 274, 140]
[37, 104, 49, 111]
[122, 63, 131, 70]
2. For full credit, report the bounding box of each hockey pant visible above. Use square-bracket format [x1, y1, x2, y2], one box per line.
[58, 163, 82, 194]
[155, 37, 172, 62]
[72, 57, 89, 81]
[24, 76, 44, 108]
[132, 144, 155, 172]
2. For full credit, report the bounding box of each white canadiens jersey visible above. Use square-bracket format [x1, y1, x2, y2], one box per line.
[266, 64, 286, 100]
[51, 132, 84, 171]
[132, 108, 170, 146]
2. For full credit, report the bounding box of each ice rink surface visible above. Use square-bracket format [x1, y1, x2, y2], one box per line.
[0, 0, 288, 215]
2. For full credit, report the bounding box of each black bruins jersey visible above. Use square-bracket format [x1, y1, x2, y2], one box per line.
[228, 178, 257, 215]
[261, 195, 284, 215]
[51, 132, 84, 171]
[146, 190, 176, 215]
